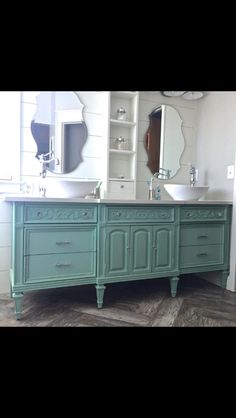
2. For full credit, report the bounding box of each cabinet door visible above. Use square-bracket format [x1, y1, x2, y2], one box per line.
[130, 226, 152, 275]
[152, 225, 175, 272]
[105, 226, 130, 277]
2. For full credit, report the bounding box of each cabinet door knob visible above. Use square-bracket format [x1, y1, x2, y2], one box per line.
[120, 185, 124, 189]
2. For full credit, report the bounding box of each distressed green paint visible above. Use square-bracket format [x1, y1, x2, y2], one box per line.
[152, 225, 176, 272]
[12, 292, 23, 320]
[10, 202, 232, 319]
[105, 226, 130, 277]
[130, 226, 152, 274]
[169, 277, 179, 297]
[95, 284, 106, 308]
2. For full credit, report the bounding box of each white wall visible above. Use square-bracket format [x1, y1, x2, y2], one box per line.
[136, 92, 199, 199]
[195, 91, 236, 291]
[196, 92, 236, 200]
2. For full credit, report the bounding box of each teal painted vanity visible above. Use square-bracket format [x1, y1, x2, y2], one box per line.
[6, 197, 232, 319]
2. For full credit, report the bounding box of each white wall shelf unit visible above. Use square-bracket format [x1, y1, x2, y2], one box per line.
[106, 91, 139, 200]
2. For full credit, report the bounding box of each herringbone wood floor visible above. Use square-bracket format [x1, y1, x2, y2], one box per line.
[1, 276, 236, 326]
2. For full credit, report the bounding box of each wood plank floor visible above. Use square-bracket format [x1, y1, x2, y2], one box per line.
[1, 276, 236, 326]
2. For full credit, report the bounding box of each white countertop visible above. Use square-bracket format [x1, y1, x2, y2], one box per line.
[1, 194, 233, 205]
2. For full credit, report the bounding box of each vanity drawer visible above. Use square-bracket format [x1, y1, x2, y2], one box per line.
[180, 245, 224, 268]
[180, 224, 224, 246]
[24, 226, 96, 255]
[106, 206, 175, 223]
[24, 252, 96, 283]
[24, 204, 97, 223]
[109, 181, 134, 195]
[180, 206, 227, 222]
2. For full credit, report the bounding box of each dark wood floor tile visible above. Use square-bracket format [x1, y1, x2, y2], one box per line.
[150, 297, 184, 327]
[76, 306, 149, 326]
[1, 276, 236, 327]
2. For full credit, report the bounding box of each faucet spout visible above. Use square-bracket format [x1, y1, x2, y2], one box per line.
[38, 153, 60, 178]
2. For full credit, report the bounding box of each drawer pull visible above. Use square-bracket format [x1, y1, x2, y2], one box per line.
[82, 212, 88, 216]
[186, 212, 192, 217]
[56, 241, 71, 245]
[198, 235, 208, 239]
[120, 185, 124, 189]
[56, 263, 72, 267]
[197, 253, 208, 257]
[116, 212, 122, 217]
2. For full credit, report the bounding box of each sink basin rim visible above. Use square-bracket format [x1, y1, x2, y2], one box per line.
[164, 184, 209, 201]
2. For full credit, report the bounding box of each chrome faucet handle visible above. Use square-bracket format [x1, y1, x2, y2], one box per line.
[189, 164, 196, 174]
[189, 164, 196, 187]
[153, 169, 171, 180]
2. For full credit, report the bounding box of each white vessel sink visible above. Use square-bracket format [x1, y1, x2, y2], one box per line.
[39, 179, 99, 198]
[164, 184, 209, 201]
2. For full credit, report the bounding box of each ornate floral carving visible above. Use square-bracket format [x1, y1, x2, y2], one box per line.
[25, 206, 96, 222]
[181, 208, 226, 221]
[108, 207, 174, 222]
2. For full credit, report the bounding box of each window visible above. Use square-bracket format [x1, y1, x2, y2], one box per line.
[0, 91, 21, 191]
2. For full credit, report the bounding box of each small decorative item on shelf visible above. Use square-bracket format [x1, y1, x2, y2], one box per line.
[117, 107, 127, 121]
[115, 136, 129, 150]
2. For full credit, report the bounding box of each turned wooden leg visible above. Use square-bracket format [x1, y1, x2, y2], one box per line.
[169, 277, 180, 297]
[221, 271, 229, 289]
[12, 292, 23, 320]
[95, 285, 106, 308]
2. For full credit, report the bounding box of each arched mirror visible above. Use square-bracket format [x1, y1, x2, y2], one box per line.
[31, 91, 88, 174]
[144, 104, 184, 178]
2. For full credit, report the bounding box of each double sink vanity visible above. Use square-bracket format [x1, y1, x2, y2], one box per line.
[4, 195, 232, 319]
[3, 91, 233, 319]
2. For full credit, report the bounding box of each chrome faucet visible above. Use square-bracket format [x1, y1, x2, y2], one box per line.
[39, 152, 60, 178]
[158, 168, 171, 180]
[148, 173, 158, 200]
[95, 180, 102, 199]
[148, 168, 171, 200]
[190, 165, 196, 187]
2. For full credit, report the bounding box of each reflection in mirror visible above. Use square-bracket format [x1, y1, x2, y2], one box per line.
[144, 105, 185, 178]
[31, 92, 88, 175]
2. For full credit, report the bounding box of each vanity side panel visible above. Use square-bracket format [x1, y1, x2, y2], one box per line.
[11, 203, 24, 286]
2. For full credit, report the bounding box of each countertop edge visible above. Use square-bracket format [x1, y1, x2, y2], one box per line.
[1, 195, 233, 205]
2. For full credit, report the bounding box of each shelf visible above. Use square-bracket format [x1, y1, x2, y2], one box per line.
[109, 178, 135, 182]
[107, 92, 139, 199]
[111, 91, 138, 99]
[109, 149, 135, 155]
[110, 119, 136, 127]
